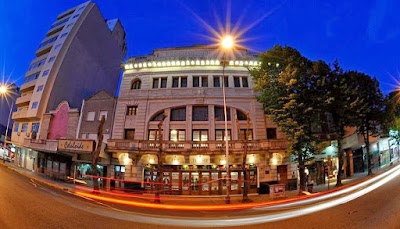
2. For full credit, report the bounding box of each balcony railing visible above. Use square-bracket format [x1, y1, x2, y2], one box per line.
[12, 108, 28, 120]
[107, 139, 288, 152]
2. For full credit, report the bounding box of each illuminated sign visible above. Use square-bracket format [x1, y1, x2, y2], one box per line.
[58, 140, 94, 152]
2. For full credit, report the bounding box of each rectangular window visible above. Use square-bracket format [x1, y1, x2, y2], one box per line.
[42, 69, 50, 77]
[67, 23, 74, 28]
[192, 106, 208, 121]
[48, 56, 56, 63]
[213, 76, 220, 87]
[214, 106, 230, 121]
[181, 77, 187, 87]
[240, 129, 253, 140]
[86, 111, 95, 121]
[73, 14, 80, 19]
[124, 129, 135, 140]
[267, 128, 277, 139]
[60, 33, 68, 38]
[126, 105, 137, 115]
[234, 76, 241, 87]
[32, 123, 40, 133]
[99, 111, 108, 120]
[201, 76, 208, 87]
[54, 44, 62, 50]
[148, 130, 162, 140]
[152, 78, 159, 88]
[21, 123, 28, 132]
[242, 77, 249, 87]
[36, 85, 44, 92]
[24, 72, 40, 83]
[224, 76, 229, 87]
[31, 102, 38, 109]
[172, 77, 179, 88]
[28, 59, 46, 71]
[193, 76, 199, 87]
[14, 123, 19, 132]
[192, 130, 208, 141]
[160, 77, 167, 88]
[215, 130, 231, 141]
[170, 129, 186, 141]
[170, 107, 186, 121]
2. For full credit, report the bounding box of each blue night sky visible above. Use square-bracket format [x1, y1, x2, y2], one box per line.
[1, 0, 399, 94]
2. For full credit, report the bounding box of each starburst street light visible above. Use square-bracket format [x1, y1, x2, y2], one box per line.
[220, 35, 235, 204]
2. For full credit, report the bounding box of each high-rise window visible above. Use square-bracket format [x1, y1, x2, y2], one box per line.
[60, 33, 68, 38]
[48, 56, 56, 63]
[172, 77, 179, 88]
[126, 106, 138, 115]
[192, 106, 208, 121]
[31, 102, 38, 109]
[36, 85, 44, 92]
[32, 123, 40, 133]
[42, 69, 50, 77]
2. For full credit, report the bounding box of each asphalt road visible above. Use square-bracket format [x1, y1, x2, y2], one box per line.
[1, 165, 399, 229]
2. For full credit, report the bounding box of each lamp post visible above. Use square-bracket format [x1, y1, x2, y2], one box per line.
[221, 35, 234, 204]
[0, 84, 8, 162]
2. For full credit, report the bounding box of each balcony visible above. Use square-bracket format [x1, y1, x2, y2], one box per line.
[20, 79, 37, 93]
[15, 93, 33, 106]
[12, 108, 28, 120]
[107, 139, 288, 153]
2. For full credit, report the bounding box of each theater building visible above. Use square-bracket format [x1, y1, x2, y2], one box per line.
[107, 45, 294, 195]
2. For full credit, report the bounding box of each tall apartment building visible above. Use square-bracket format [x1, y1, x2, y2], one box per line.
[107, 45, 294, 195]
[11, 1, 126, 171]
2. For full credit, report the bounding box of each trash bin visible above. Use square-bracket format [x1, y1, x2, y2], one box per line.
[307, 183, 314, 192]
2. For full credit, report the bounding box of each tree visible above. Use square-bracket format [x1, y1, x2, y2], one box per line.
[251, 45, 324, 192]
[92, 115, 105, 194]
[350, 71, 386, 175]
[384, 91, 400, 162]
[319, 62, 361, 186]
[154, 112, 167, 203]
[236, 113, 251, 202]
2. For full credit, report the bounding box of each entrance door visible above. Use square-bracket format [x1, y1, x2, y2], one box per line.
[277, 165, 288, 184]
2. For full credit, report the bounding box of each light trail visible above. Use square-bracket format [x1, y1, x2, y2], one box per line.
[72, 165, 400, 227]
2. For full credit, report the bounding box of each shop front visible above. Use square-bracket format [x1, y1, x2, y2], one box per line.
[141, 154, 259, 196]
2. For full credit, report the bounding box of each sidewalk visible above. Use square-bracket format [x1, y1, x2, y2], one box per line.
[1, 160, 398, 206]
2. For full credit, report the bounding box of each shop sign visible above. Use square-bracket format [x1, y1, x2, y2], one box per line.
[189, 155, 210, 165]
[58, 140, 94, 152]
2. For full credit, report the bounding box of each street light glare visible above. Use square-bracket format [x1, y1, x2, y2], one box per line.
[0, 85, 7, 94]
[221, 35, 234, 49]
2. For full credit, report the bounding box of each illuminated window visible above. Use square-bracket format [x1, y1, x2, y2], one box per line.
[192, 130, 208, 141]
[99, 111, 107, 120]
[148, 130, 162, 140]
[170, 129, 185, 141]
[239, 129, 253, 140]
[215, 130, 231, 141]
[126, 106, 137, 115]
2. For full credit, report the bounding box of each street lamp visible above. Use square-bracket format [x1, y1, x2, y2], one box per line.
[220, 35, 234, 204]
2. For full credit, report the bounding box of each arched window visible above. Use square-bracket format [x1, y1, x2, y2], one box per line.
[151, 110, 165, 121]
[236, 110, 248, 120]
[131, 79, 141, 89]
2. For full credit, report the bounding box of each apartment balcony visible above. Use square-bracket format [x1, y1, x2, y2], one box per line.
[20, 79, 37, 93]
[23, 138, 58, 153]
[15, 93, 32, 106]
[107, 139, 288, 153]
[12, 108, 28, 120]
